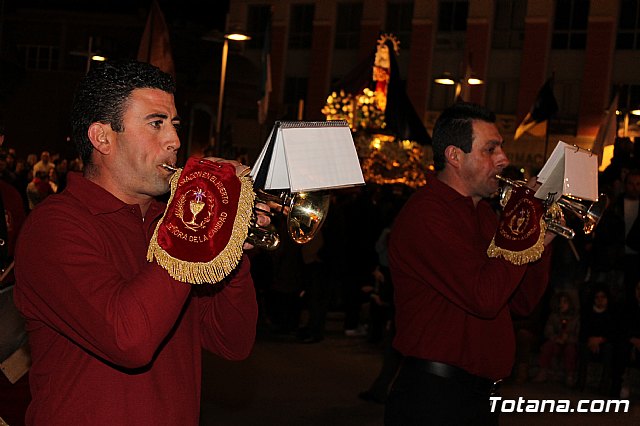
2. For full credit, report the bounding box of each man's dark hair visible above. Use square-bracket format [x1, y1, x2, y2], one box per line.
[432, 102, 496, 171]
[70, 60, 176, 166]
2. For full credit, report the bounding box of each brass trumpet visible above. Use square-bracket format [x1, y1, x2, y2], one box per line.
[161, 163, 330, 251]
[246, 190, 331, 251]
[495, 174, 607, 240]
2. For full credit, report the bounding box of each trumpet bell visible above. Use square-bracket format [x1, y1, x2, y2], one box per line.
[557, 194, 607, 236]
[247, 190, 331, 250]
[287, 192, 331, 244]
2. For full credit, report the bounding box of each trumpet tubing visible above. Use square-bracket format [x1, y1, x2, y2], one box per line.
[495, 174, 605, 240]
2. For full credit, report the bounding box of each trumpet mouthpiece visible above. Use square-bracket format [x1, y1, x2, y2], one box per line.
[161, 163, 178, 173]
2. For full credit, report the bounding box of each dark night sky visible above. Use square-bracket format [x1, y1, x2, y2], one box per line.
[3, 0, 230, 31]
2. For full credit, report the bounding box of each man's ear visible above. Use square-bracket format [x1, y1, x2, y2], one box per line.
[87, 123, 112, 155]
[444, 145, 460, 168]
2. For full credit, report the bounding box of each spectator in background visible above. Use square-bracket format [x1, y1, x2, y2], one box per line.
[591, 169, 640, 304]
[0, 150, 16, 187]
[25, 154, 37, 174]
[619, 280, 640, 398]
[577, 285, 622, 396]
[26, 170, 54, 210]
[13, 159, 30, 212]
[32, 151, 55, 176]
[533, 291, 580, 387]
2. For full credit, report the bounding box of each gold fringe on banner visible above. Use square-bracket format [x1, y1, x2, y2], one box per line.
[486, 219, 547, 265]
[147, 167, 256, 284]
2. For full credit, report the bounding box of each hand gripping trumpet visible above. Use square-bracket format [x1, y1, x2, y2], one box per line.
[495, 174, 607, 240]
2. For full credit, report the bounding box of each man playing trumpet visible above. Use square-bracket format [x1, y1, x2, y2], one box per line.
[13, 60, 268, 425]
[385, 103, 556, 425]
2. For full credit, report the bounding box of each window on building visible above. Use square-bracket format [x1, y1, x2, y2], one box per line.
[485, 80, 519, 114]
[620, 84, 640, 110]
[436, 0, 468, 49]
[617, 0, 640, 49]
[289, 4, 315, 49]
[17, 45, 59, 71]
[438, 0, 468, 32]
[386, 1, 414, 48]
[335, 2, 363, 49]
[247, 4, 271, 49]
[283, 76, 308, 119]
[552, 0, 589, 50]
[492, 0, 526, 49]
[547, 79, 580, 134]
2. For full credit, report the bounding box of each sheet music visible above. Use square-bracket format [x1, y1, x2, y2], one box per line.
[252, 120, 365, 192]
[535, 141, 598, 202]
[266, 130, 290, 190]
[563, 147, 598, 201]
[281, 125, 365, 192]
[536, 141, 568, 185]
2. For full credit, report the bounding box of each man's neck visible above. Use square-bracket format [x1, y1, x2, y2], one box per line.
[437, 170, 480, 206]
[84, 166, 153, 216]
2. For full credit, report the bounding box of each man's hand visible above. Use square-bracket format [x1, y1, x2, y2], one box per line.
[202, 157, 251, 177]
[244, 201, 271, 250]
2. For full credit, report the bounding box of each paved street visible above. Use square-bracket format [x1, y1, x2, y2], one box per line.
[200, 315, 640, 426]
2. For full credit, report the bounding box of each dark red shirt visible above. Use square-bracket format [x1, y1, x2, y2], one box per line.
[389, 173, 552, 380]
[14, 172, 258, 425]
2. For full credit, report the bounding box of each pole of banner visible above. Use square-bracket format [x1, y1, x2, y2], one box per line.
[543, 116, 551, 161]
[215, 37, 229, 156]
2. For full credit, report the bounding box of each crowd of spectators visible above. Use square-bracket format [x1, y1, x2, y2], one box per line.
[0, 148, 83, 212]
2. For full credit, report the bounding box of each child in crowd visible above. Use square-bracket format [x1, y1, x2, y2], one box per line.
[533, 291, 579, 386]
[577, 285, 622, 395]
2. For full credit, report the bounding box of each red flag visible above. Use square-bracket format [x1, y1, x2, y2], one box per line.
[137, 1, 175, 78]
[592, 93, 618, 167]
[257, 15, 272, 124]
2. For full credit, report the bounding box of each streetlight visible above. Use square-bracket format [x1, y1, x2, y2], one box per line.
[434, 71, 484, 101]
[616, 107, 640, 137]
[212, 30, 251, 155]
[69, 36, 107, 73]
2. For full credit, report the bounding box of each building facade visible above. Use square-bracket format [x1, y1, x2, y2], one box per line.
[228, 0, 640, 172]
[2, 1, 640, 174]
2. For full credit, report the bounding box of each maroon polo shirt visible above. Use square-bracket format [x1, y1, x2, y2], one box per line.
[14, 172, 257, 425]
[389, 173, 552, 380]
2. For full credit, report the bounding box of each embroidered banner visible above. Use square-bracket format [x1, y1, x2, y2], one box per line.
[147, 157, 255, 284]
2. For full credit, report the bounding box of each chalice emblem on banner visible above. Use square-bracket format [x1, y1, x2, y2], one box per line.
[176, 188, 213, 231]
